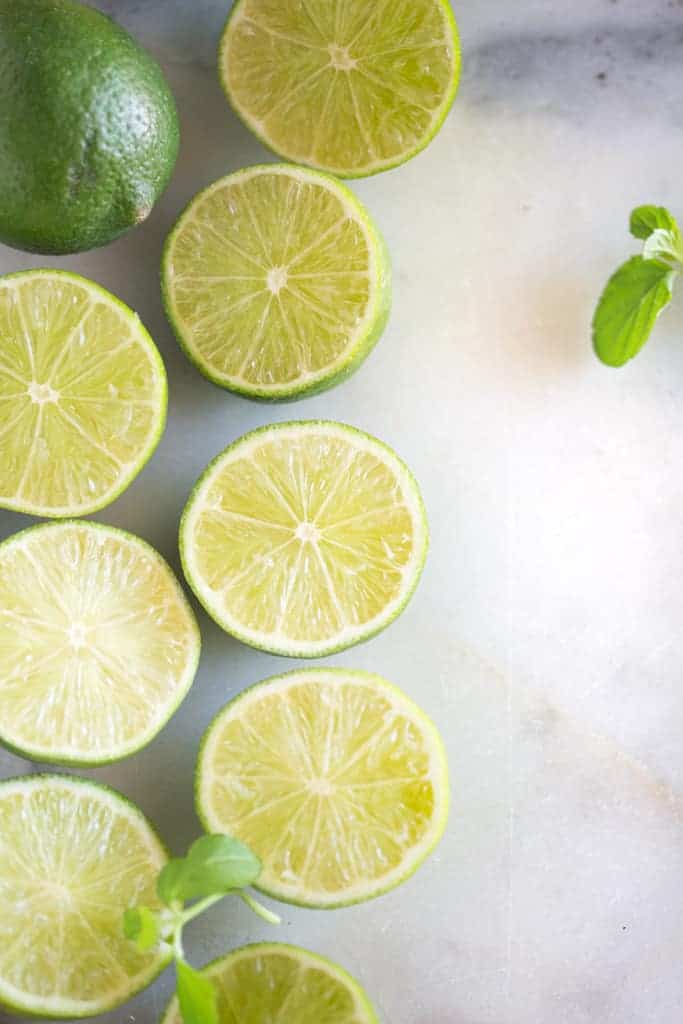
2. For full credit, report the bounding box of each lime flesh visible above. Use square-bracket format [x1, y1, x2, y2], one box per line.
[0, 270, 167, 517]
[0, 775, 170, 1019]
[180, 421, 428, 658]
[197, 669, 448, 907]
[161, 943, 379, 1023]
[0, 521, 200, 765]
[220, 0, 460, 177]
[163, 164, 391, 400]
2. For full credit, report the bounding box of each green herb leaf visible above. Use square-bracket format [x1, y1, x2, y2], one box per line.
[592, 255, 676, 367]
[177, 959, 218, 1024]
[158, 835, 262, 906]
[629, 205, 678, 240]
[643, 227, 683, 266]
[157, 858, 188, 907]
[181, 834, 262, 899]
[122, 907, 160, 952]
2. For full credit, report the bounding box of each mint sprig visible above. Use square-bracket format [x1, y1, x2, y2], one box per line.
[123, 834, 280, 1024]
[592, 205, 682, 367]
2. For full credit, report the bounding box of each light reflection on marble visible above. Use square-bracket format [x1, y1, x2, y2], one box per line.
[1, 2, 682, 1022]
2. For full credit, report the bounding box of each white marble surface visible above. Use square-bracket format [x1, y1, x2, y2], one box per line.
[1, 1, 683, 1022]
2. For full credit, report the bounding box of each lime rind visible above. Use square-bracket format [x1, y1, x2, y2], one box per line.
[160, 942, 379, 1024]
[0, 773, 171, 1020]
[0, 269, 167, 519]
[0, 1, 179, 255]
[179, 420, 429, 659]
[0, 519, 201, 767]
[219, 0, 461, 178]
[161, 164, 392, 401]
[196, 668, 449, 909]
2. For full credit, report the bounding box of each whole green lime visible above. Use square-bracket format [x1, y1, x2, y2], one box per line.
[0, 0, 180, 254]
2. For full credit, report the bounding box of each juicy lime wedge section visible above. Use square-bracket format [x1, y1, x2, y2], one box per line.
[220, 0, 460, 177]
[0, 270, 166, 517]
[180, 421, 428, 657]
[197, 669, 448, 907]
[163, 164, 390, 399]
[0, 521, 200, 765]
[161, 943, 378, 1024]
[0, 775, 170, 1019]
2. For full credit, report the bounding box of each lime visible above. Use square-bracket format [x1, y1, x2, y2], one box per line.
[0, 521, 200, 765]
[162, 164, 391, 400]
[180, 421, 428, 658]
[0, 0, 179, 254]
[197, 669, 448, 908]
[219, 0, 460, 177]
[0, 774, 170, 1019]
[161, 942, 378, 1023]
[0, 269, 167, 518]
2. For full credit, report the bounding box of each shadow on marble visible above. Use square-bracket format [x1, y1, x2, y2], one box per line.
[462, 16, 683, 125]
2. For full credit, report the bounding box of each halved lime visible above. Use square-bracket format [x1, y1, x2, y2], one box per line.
[219, 0, 461, 177]
[0, 774, 170, 1019]
[0, 269, 167, 517]
[197, 669, 448, 907]
[180, 421, 428, 658]
[162, 164, 391, 400]
[0, 521, 200, 765]
[161, 943, 378, 1023]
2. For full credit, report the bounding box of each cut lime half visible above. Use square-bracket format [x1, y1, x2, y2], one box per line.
[197, 669, 449, 908]
[0, 269, 167, 517]
[161, 943, 378, 1023]
[0, 521, 200, 765]
[220, 0, 461, 177]
[180, 420, 428, 658]
[162, 164, 391, 400]
[0, 774, 170, 1019]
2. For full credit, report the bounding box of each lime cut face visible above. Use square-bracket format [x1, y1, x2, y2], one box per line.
[162, 164, 391, 400]
[0, 270, 167, 517]
[180, 421, 428, 658]
[220, 0, 460, 177]
[0, 775, 170, 1019]
[161, 943, 379, 1023]
[197, 669, 448, 907]
[0, 521, 200, 765]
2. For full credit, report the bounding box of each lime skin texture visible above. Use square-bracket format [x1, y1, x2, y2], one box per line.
[0, 0, 180, 254]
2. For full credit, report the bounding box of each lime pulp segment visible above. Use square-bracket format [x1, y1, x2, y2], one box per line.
[161, 942, 379, 1023]
[197, 669, 449, 907]
[220, 0, 461, 177]
[0, 521, 200, 765]
[0, 775, 170, 1019]
[0, 270, 167, 517]
[180, 421, 428, 657]
[163, 164, 391, 399]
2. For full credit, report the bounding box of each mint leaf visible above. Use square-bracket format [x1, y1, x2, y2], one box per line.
[592, 256, 676, 366]
[643, 227, 683, 266]
[630, 205, 678, 240]
[180, 834, 262, 899]
[122, 907, 160, 952]
[158, 835, 261, 906]
[157, 858, 188, 907]
[177, 959, 218, 1024]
